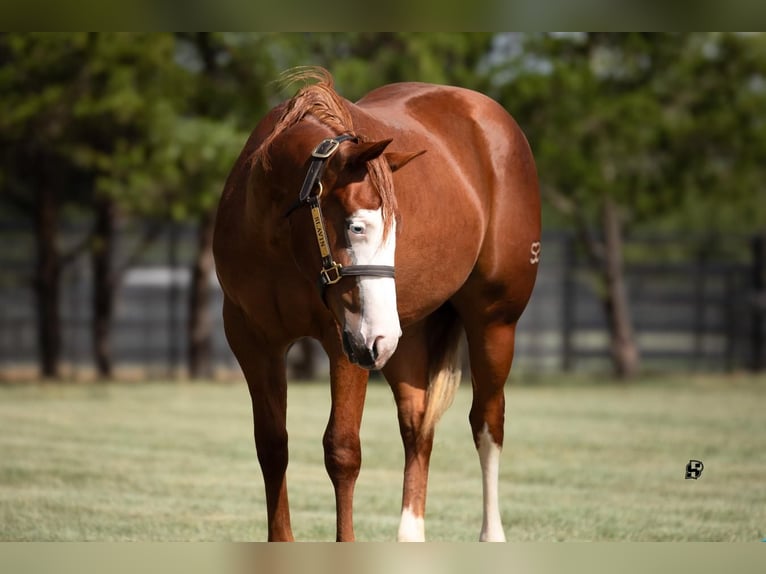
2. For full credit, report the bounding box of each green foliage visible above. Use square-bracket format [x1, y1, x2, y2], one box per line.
[0, 33, 182, 217]
[493, 32, 766, 235]
[156, 116, 249, 220]
[294, 33, 494, 100]
[0, 33, 279, 222]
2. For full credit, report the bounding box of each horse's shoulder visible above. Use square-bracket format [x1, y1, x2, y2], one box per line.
[359, 82, 505, 124]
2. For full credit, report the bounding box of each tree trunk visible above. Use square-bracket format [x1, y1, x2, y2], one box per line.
[92, 197, 116, 379]
[34, 182, 61, 379]
[187, 208, 216, 379]
[600, 196, 640, 379]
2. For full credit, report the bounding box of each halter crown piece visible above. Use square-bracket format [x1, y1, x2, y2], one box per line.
[286, 134, 396, 290]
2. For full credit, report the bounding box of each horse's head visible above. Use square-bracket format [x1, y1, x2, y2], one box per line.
[284, 132, 423, 370]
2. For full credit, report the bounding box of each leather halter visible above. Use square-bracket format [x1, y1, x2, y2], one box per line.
[284, 134, 396, 289]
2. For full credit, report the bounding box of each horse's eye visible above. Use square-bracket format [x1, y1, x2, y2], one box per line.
[348, 222, 365, 235]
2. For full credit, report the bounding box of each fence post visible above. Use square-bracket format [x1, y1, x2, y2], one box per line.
[724, 269, 736, 372]
[561, 232, 576, 372]
[692, 250, 706, 371]
[168, 221, 180, 379]
[750, 235, 765, 372]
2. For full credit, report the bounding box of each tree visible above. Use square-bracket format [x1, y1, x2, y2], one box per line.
[72, 33, 181, 379]
[1, 33, 101, 378]
[1, 33, 190, 379]
[492, 32, 766, 378]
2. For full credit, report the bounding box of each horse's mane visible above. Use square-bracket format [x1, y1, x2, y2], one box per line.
[254, 67, 397, 236]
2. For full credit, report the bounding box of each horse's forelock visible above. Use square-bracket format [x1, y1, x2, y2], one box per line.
[254, 68, 352, 171]
[365, 154, 397, 241]
[254, 67, 397, 238]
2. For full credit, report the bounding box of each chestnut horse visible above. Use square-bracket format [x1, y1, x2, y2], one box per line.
[213, 68, 540, 541]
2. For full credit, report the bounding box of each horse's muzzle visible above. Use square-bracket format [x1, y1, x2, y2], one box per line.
[342, 330, 379, 370]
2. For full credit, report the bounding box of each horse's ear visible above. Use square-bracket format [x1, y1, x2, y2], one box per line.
[385, 150, 426, 172]
[346, 139, 394, 166]
[343, 139, 425, 173]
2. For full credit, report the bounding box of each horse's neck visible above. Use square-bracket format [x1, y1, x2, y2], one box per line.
[244, 190, 293, 265]
[348, 105, 388, 135]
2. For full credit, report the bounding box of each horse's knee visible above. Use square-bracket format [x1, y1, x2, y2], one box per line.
[323, 431, 361, 483]
[255, 429, 289, 480]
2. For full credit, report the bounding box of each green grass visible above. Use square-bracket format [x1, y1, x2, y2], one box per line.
[0, 376, 764, 541]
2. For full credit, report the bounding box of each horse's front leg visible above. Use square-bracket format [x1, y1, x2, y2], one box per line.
[223, 299, 293, 541]
[381, 324, 434, 542]
[322, 336, 370, 541]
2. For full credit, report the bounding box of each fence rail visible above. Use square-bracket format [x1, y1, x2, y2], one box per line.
[0, 220, 763, 380]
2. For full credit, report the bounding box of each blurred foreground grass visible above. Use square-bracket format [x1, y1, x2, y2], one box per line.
[0, 375, 764, 541]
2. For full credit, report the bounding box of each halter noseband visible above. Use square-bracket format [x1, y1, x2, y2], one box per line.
[284, 134, 396, 290]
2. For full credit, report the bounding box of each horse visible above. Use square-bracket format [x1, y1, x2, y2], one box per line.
[213, 68, 540, 542]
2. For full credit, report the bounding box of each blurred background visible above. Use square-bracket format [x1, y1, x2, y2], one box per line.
[1, 32, 764, 383]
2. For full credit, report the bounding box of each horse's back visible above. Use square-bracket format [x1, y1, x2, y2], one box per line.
[358, 81, 517, 142]
[358, 81, 538, 220]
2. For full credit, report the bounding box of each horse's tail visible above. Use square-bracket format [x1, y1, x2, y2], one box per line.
[421, 304, 464, 440]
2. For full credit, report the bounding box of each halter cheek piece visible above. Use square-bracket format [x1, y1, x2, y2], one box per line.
[284, 134, 396, 291]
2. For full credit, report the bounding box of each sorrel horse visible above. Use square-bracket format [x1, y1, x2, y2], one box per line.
[213, 68, 540, 541]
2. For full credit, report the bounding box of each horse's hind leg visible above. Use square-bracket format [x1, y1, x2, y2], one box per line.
[223, 299, 293, 541]
[463, 320, 518, 542]
[381, 308, 462, 542]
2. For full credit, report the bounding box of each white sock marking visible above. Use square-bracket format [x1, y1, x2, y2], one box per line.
[477, 423, 506, 542]
[397, 505, 425, 542]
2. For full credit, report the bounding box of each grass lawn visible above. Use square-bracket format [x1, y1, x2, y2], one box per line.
[0, 375, 764, 541]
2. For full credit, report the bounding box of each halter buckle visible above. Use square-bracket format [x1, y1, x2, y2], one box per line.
[320, 262, 344, 285]
[312, 138, 341, 159]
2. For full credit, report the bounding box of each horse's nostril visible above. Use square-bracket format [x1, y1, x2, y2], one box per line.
[342, 332, 387, 369]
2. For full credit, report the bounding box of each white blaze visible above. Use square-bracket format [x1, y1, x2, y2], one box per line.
[344, 208, 401, 368]
[477, 423, 506, 542]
